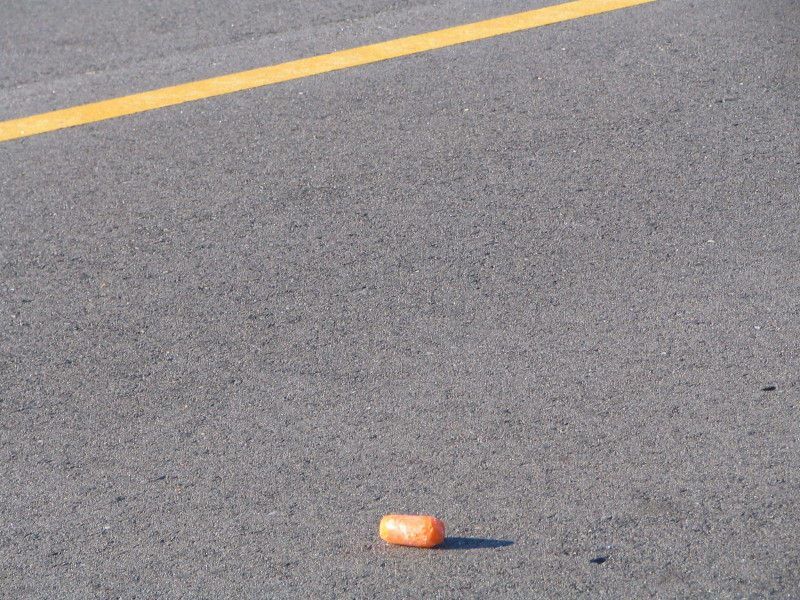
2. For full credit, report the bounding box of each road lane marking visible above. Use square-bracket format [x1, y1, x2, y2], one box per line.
[0, 0, 658, 142]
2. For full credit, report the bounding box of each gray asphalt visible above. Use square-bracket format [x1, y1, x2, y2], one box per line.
[1, 0, 799, 598]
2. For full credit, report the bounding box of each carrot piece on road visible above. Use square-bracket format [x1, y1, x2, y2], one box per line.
[379, 514, 446, 548]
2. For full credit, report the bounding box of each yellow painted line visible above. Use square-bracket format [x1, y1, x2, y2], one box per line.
[0, 0, 658, 142]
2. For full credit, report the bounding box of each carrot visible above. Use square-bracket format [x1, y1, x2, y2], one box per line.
[379, 514, 446, 548]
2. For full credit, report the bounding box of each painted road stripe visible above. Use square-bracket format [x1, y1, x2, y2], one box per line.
[0, 0, 658, 142]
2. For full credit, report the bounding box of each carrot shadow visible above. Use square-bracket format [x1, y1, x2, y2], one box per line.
[437, 537, 514, 550]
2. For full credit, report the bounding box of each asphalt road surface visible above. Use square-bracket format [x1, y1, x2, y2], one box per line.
[1, 0, 798, 598]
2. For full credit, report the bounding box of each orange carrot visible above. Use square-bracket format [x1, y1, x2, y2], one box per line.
[379, 514, 446, 548]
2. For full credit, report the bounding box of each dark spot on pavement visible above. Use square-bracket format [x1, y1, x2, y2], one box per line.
[590, 556, 608, 564]
[761, 385, 777, 392]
